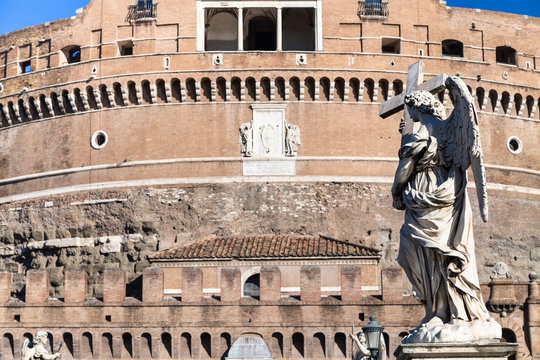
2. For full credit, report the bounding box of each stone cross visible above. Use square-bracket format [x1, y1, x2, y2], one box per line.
[379, 61, 447, 136]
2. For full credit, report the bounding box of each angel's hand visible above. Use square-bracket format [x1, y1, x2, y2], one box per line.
[393, 197, 405, 210]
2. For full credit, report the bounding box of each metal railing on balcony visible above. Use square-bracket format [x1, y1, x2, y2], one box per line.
[126, 3, 158, 22]
[358, 1, 389, 18]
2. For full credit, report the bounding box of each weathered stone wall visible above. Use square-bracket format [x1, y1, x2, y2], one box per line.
[0, 183, 538, 298]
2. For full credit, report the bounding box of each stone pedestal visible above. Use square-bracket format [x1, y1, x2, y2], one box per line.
[395, 343, 518, 360]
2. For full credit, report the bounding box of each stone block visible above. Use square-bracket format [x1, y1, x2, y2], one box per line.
[103, 268, 126, 303]
[182, 267, 203, 302]
[64, 269, 88, 303]
[300, 265, 321, 301]
[26, 269, 50, 304]
[143, 267, 164, 303]
[341, 265, 362, 301]
[531, 247, 540, 262]
[220, 267, 241, 302]
[260, 266, 281, 301]
[382, 266, 403, 302]
[0, 271, 12, 303]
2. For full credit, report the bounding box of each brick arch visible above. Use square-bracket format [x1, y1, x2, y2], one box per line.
[334, 77, 346, 102]
[378, 78, 389, 101]
[349, 77, 361, 102]
[241, 267, 261, 297]
[497, 316, 526, 359]
[2, 332, 15, 359]
[289, 76, 301, 101]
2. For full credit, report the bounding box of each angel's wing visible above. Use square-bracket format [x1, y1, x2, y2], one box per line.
[443, 76, 488, 222]
[22, 338, 32, 360]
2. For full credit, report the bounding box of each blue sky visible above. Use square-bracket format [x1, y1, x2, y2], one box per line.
[0, 0, 539, 36]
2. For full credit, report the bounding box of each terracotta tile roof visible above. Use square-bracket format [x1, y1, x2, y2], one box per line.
[149, 235, 380, 261]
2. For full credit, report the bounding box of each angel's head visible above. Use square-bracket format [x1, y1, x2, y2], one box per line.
[35, 331, 48, 345]
[405, 90, 446, 120]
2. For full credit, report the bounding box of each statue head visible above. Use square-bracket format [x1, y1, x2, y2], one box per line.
[404, 90, 446, 120]
[35, 331, 49, 345]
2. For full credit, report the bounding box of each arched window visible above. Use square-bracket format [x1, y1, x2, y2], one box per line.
[2, 333, 15, 359]
[496, 46, 517, 65]
[282, 8, 315, 51]
[201, 333, 212, 358]
[63, 333, 74, 358]
[181, 333, 192, 358]
[290, 77, 301, 101]
[313, 333, 326, 358]
[220, 333, 231, 359]
[82, 333, 93, 358]
[276, 77, 286, 100]
[271, 333, 283, 358]
[161, 333, 173, 358]
[243, 274, 260, 299]
[122, 333, 133, 358]
[205, 10, 238, 51]
[442, 39, 463, 57]
[61, 45, 81, 65]
[335, 78, 345, 101]
[141, 333, 152, 358]
[305, 77, 315, 101]
[102, 333, 113, 359]
[334, 333, 346, 358]
[292, 333, 304, 358]
[245, 12, 276, 51]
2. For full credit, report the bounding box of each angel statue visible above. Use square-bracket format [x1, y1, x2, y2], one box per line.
[391, 76, 501, 343]
[285, 123, 301, 157]
[22, 331, 62, 360]
[349, 325, 386, 360]
[239, 122, 253, 157]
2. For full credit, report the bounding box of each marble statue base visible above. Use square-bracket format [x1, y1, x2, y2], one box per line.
[395, 342, 518, 360]
[401, 318, 502, 344]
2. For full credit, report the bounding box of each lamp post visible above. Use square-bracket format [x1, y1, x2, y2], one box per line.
[362, 315, 384, 360]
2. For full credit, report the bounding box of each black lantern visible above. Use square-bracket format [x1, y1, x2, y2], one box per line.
[362, 315, 384, 360]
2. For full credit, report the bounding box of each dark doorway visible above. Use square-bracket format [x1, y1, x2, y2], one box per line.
[246, 15, 276, 51]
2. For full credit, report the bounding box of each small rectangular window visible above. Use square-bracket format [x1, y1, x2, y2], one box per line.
[20, 60, 31, 74]
[418, 49, 424, 56]
[382, 38, 400, 54]
[525, 61, 531, 69]
[119, 41, 134, 56]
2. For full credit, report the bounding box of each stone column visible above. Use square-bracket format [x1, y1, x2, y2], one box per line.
[300, 266, 321, 301]
[103, 268, 126, 304]
[64, 269, 88, 303]
[276, 7, 283, 51]
[237, 8, 244, 51]
[182, 267, 203, 302]
[220, 267, 241, 302]
[260, 266, 281, 301]
[0, 271, 12, 303]
[143, 267, 164, 303]
[340, 265, 361, 301]
[26, 269, 49, 304]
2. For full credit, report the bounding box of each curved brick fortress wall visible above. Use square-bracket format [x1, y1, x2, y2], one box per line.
[0, 0, 538, 299]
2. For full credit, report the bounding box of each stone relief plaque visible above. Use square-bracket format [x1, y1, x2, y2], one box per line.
[241, 104, 300, 176]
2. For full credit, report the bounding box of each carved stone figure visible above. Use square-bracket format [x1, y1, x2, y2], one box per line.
[349, 325, 386, 360]
[22, 331, 62, 360]
[491, 262, 512, 279]
[239, 122, 253, 157]
[285, 123, 301, 157]
[391, 76, 501, 343]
